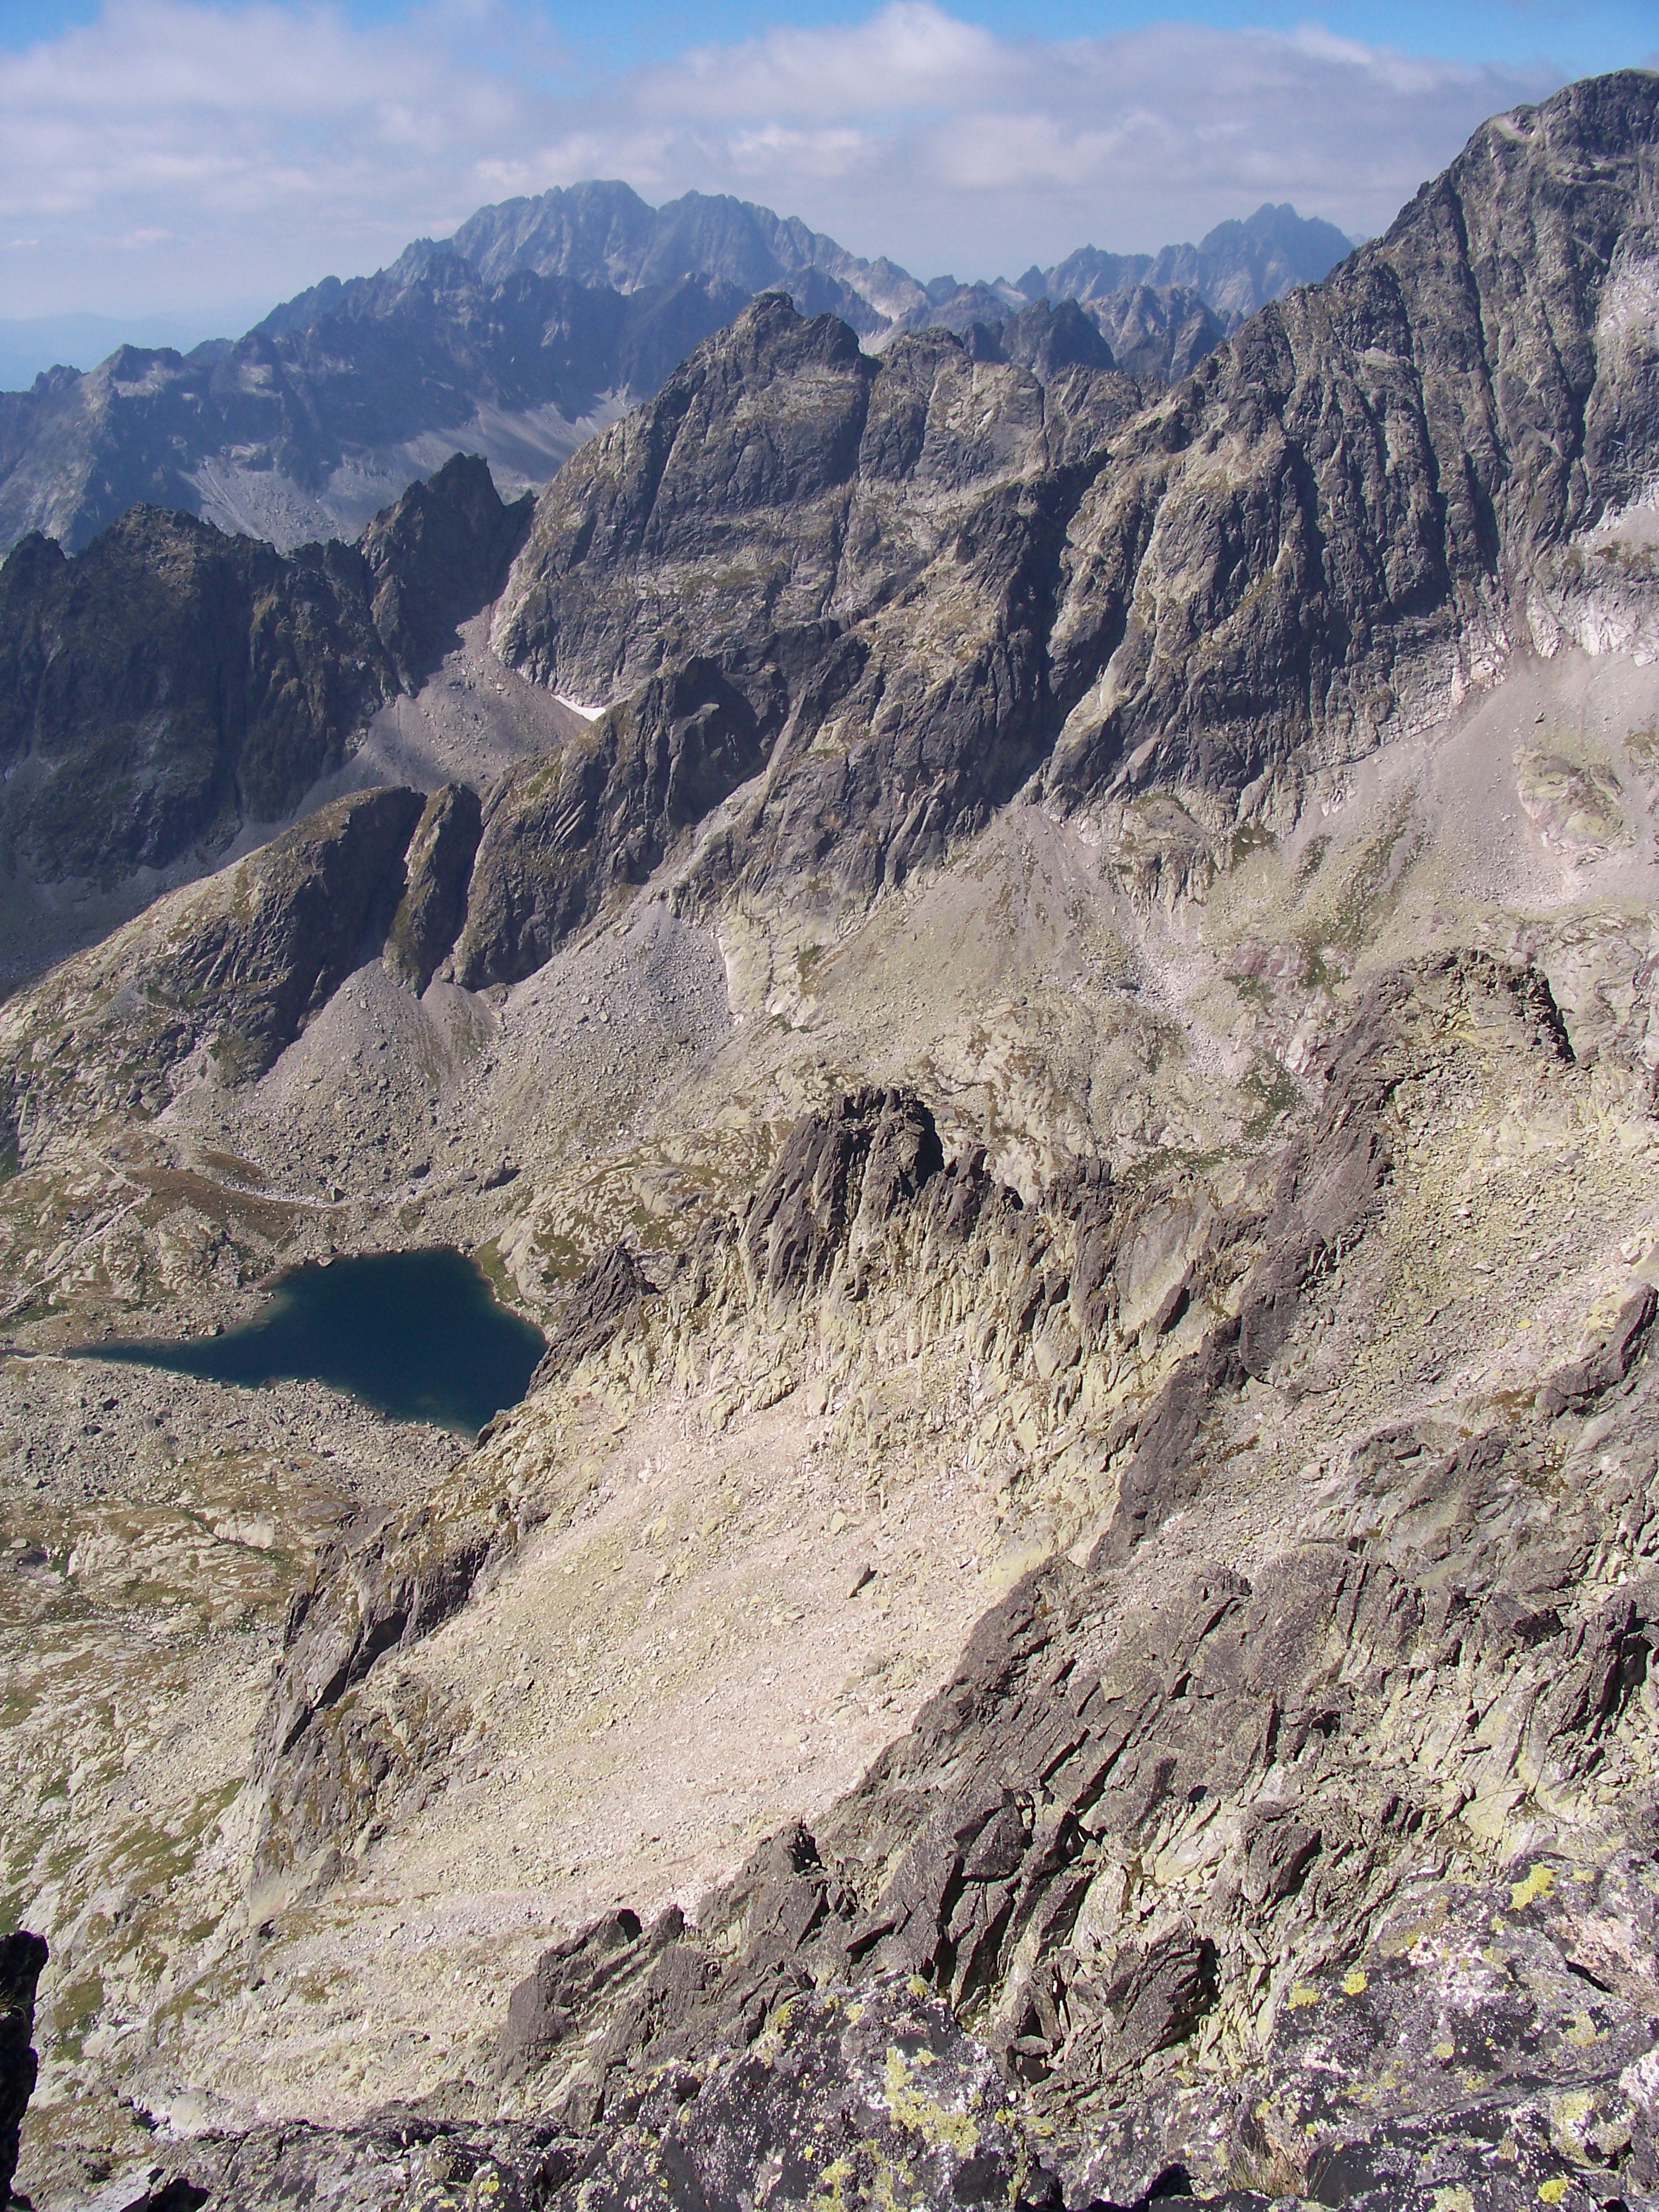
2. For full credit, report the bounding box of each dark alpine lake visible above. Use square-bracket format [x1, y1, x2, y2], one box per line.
[83, 1246, 546, 1435]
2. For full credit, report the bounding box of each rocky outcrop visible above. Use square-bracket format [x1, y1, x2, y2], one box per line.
[0, 454, 524, 886]
[127, 786, 426, 1085]
[0, 783, 429, 1161]
[384, 783, 484, 994]
[247, 1469, 526, 1902]
[740, 1087, 949, 1304]
[118, 1977, 1051, 2210]
[358, 458, 532, 689]
[492, 294, 1131, 704]
[0, 1931, 46, 2207]
[452, 1296, 1659, 2210]
[528, 1244, 654, 1390]
[0, 511, 378, 882]
[452, 621, 858, 985]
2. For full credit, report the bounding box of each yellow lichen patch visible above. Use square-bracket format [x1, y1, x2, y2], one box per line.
[1538, 2179, 1570, 2205]
[883, 2045, 979, 2157]
[1550, 2088, 1595, 2150]
[1288, 1985, 1321, 2009]
[811, 2154, 857, 2212]
[1431, 2041, 1456, 2062]
[1510, 1863, 1555, 1909]
[749, 1997, 797, 2064]
[1342, 1968, 1368, 1996]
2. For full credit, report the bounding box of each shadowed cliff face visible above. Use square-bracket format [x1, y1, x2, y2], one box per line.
[472, 302, 1142, 979]
[0, 454, 528, 886]
[0, 1933, 47, 2208]
[471, 72, 1659, 990]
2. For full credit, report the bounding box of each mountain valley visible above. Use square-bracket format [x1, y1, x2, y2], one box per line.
[2, 65, 1659, 2212]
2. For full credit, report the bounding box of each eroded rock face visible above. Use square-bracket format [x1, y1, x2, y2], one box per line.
[1045, 70, 1659, 806]
[452, 628, 843, 988]
[149, 787, 429, 1083]
[528, 1244, 654, 1390]
[444, 1346, 1659, 2211]
[464, 295, 1142, 978]
[740, 1088, 948, 1304]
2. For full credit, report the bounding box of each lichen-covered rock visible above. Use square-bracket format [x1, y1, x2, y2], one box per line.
[740, 1087, 948, 1305]
[249, 1478, 512, 1901]
[527, 1243, 654, 1390]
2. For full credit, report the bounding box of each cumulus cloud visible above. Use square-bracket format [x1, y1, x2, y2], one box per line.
[0, 0, 1575, 324]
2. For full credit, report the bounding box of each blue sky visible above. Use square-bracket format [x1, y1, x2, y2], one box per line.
[1, 0, 1651, 72]
[0, 0, 1648, 337]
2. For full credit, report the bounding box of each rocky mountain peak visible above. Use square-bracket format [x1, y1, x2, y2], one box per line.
[451, 181, 928, 334]
[1028, 199, 1355, 329]
[470, 68, 1658, 979]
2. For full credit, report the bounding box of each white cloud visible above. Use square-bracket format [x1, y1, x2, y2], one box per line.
[634, 2, 1007, 121]
[0, 0, 1572, 324]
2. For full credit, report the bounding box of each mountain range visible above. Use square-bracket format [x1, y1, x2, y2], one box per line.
[2, 64, 1659, 2212]
[0, 191, 1349, 561]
